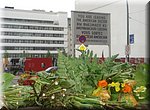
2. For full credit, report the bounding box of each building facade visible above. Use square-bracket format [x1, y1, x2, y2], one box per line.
[0, 7, 68, 58]
[74, 0, 148, 62]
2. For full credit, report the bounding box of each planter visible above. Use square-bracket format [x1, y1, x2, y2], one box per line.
[18, 107, 41, 110]
[17, 106, 69, 110]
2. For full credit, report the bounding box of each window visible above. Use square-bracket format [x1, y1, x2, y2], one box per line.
[2, 18, 54, 25]
[2, 46, 65, 51]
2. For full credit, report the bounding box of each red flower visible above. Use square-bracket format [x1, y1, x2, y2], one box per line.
[122, 84, 132, 93]
[98, 80, 108, 88]
[23, 79, 35, 86]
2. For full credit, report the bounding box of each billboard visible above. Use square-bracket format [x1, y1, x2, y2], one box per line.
[71, 11, 111, 45]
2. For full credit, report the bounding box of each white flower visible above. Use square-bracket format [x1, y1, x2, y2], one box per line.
[62, 88, 67, 91]
[51, 95, 55, 99]
[134, 86, 146, 93]
[141, 86, 146, 92]
[139, 97, 145, 99]
[99, 101, 105, 105]
[12, 85, 16, 87]
[54, 81, 58, 85]
[62, 94, 65, 97]
[16, 102, 18, 105]
[42, 93, 45, 96]
[133, 90, 137, 93]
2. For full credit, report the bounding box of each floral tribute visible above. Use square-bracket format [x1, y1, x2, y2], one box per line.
[18, 73, 38, 85]
[92, 79, 147, 107]
[1, 51, 149, 110]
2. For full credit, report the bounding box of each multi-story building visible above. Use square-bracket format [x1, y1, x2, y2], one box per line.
[0, 7, 68, 58]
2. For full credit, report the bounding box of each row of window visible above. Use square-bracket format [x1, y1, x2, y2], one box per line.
[2, 39, 64, 44]
[1, 24, 64, 31]
[4, 53, 58, 58]
[2, 18, 55, 25]
[1, 32, 64, 37]
[2, 46, 64, 50]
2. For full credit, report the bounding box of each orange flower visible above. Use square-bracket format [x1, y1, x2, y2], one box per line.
[122, 84, 132, 93]
[98, 80, 108, 88]
[93, 91, 101, 97]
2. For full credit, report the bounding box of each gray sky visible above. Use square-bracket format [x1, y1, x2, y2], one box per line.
[0, 0, 75, 17]
[1, 0, 148, 17]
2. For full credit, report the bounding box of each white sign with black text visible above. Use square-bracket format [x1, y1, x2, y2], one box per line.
[71, 11, 111, 45]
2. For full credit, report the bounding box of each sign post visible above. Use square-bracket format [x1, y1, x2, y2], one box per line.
[125, 45, 130, 56]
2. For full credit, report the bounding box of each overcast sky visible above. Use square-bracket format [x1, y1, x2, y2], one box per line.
[0, 0, 75, 17]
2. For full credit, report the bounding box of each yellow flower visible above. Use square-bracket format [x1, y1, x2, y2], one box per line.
[121, 83, 125, 87]
[109, 82, 121, 92]
[115, 82, 120, 87]
[114, 82, 120, 92]
[115, 86, 120, 92]
[109, 82, 115, 87]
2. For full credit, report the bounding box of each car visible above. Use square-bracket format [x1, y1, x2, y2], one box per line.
[45, 66, 58, 73]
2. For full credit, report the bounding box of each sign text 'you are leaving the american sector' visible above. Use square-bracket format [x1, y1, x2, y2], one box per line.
[71, 11, 111, 45]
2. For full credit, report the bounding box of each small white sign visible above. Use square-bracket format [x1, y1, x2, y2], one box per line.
[79, 44, 87, 51]
[125, 45, 130, 55]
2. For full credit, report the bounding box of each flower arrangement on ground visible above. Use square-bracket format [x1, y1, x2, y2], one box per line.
[1, 50, 149, 110]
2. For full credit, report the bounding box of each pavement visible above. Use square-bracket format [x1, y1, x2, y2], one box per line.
[12, 75, 20, 85]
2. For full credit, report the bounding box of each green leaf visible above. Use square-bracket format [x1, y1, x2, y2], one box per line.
[37, 79, 50, 85]
[105, 54, 119, 63]
[134, 64, 148, 86]
[2, 73, 15, 91]
[89, 50, 93, 58]
[87, 49, 90, 57]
